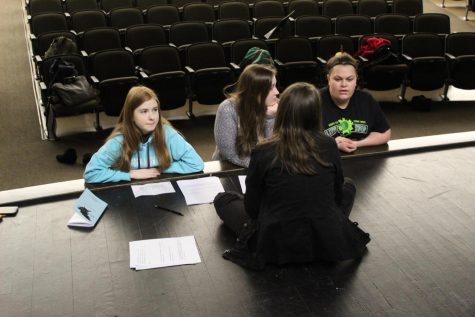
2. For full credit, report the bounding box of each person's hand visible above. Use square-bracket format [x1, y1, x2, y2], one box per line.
[130, 168, 161, 179]
[266, 100, 279, 117]
[335, 136, 357, 153]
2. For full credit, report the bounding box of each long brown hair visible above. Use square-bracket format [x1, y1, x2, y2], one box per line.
[266, 82, 330, 174]
[109, 86, 171, 171]
[224, 64, 277, 157]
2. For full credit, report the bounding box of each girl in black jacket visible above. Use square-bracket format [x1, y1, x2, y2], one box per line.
[214, 82, 370, 270]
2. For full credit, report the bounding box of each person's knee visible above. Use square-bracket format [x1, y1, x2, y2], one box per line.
[213, 191, 244, 219]
[343, 177, 356, 195]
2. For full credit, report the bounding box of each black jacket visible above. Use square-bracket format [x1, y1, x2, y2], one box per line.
[225, 134, 370, 270]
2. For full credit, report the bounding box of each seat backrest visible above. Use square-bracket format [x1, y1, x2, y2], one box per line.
[218, 2, 251, 20]
[413, 13, 451, 34]
[317, 34, 354, 60]
[374, 13, 411, 35]
[82, 27, 122, 54]
[253, 1, 285, 19]
[71, 10, 107, 33]
[186, 42, 227, 69]
[146, 5, 180, 26]
[109, 8, 144, 29]
[402, 33, 444, 58]
[169, 0, 197, 8]
[253, 17, 294, 39]
[182, 3, 216, 22]
[322, 0, 354, 18]
[288, 0, 320, 18]
[36, 31, 77, 57]
[275, 37, 314, 62]
[31, 12, 69, 36]
[125, 24, 167, 51]
[135, 0, 168, 10]
[230, 38, 269, 64]
[169, 21, 210, 47]
[139, 45, 183, 73]
[445, 32, 475, 56]
[29, 0, 63, 16]
[207, 0, 238, 5]
[356, 0, 388, 17]
[65, 0, 99, 13]
[101, 0, 134, 12]
[392, 0, 422, 16]
[295, 16, 333, 38]
[335, 14, 372, 36]
[90, 49, 136, 79]
[213, 19, 252, 44]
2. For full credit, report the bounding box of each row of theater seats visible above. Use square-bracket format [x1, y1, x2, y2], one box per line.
[27, 0, 423, 17]
[30, 12, 452, 58]
[36, 31, 475, 114]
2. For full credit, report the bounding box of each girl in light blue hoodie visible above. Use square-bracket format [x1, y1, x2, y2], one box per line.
[84, 86, 204, 183]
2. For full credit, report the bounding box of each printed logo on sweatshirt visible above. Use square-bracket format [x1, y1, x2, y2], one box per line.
[324, 118, 368, 137]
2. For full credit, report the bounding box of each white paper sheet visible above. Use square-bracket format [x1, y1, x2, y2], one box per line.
[238, 175, 246, 194]
[131, 182, 175, 198]
[129, 236, 201, 270]
[176, 177, 225, 205]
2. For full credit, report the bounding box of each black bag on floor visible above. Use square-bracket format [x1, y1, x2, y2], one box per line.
[48, 58, 99, 108]
[51, 75, 98, 107]
[45, 58, 101, 139]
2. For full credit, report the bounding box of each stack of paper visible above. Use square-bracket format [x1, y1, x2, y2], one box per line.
[129, 236, 201, 271]
[176, 176, 225, 205]
[131, 182, 175, 198]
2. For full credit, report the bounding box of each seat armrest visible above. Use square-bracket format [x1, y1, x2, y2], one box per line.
[34, 55, 42, 63]
[185, 66, 195, 74]
[358, 56, 368, 63]
[90, 76, 99, 84]
[40, 81, 47, 90]
[401, 54, 412, 62]
[81, 50, 88, 57]
[445, 53, 455, 60]
[316, 56, 327, 64]
[274, 59, 284, 66]
[139, 71, 149, 78]
[230, 63, 240, 70]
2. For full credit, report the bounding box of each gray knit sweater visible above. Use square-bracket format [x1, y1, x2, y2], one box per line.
[212, 98, 275, 167]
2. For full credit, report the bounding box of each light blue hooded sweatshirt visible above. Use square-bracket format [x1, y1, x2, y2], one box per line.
[84, 124, 204, 183]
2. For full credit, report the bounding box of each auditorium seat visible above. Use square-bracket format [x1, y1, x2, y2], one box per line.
[137, 45, 189, 110]
[89, 49, 140, 116]
[185, 42, 234, 116]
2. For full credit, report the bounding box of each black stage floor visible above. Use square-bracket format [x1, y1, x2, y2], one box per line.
[1, 146, 474, 316]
